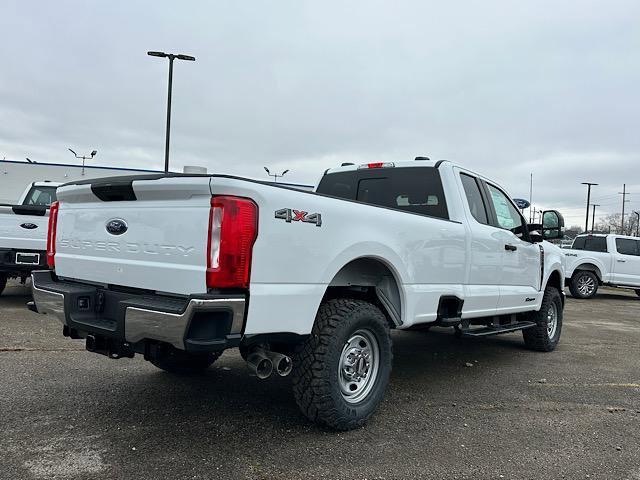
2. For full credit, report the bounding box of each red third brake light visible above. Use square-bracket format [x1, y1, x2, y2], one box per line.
[357, 162, 395, 169]
[46, 201, 59, 268]
[206, 196, 259, 289]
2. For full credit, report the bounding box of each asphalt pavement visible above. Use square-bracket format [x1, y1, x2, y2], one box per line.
[1, 280, 639, 480]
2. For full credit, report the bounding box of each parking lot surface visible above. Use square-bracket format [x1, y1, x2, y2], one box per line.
[1, 280, 639, 480]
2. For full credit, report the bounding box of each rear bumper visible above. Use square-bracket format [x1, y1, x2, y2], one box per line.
[0, 248, 47, 275]
[30, 270, 246, 353]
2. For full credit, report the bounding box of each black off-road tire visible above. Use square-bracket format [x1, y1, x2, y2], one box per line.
[292, 298, 393, 431]
[635, 289, 640, 298]
[522, 286, 563, 352]
[569, 271, 598, 299]
[150, 349, 221, 374]
[0, 274, 7, 296]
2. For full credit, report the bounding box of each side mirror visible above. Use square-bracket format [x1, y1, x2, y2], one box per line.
[541, 210, 564, 240]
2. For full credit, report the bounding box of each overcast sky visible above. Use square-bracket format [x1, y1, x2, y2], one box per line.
[1, 0, 639, 226]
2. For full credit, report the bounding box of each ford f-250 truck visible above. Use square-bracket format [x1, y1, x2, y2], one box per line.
[0, 181, 61, 295]
[29, 160, 565, 430]
[565, 233, 640, 298]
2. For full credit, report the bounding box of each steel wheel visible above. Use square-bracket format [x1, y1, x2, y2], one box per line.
[577, 274, 596, 297]
[546, 302, 558, 339]
[338, 328, 380, 404]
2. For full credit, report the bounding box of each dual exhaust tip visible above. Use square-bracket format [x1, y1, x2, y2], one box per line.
[246, 348, 292, 379]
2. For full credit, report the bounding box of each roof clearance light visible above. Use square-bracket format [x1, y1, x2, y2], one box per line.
[358, 162, 395, 169]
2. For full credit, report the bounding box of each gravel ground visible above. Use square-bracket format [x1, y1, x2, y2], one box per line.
[1, 280, 639, 480]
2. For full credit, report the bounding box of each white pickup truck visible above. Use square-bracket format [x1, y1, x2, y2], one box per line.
[565, 233, 640, 298]
[0, 181, 61, 294]
[29, 160, 565, 430]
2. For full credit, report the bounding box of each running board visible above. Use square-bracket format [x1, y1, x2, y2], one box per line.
[460, 321, 536, 337]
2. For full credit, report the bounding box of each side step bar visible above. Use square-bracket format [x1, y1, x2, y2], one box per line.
[460, 321, 536, 337]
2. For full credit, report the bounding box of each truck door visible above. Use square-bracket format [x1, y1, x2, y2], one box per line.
[458, 172, 500, 318]
[481, 181, 541, 313]
[612, 237, 640, 286]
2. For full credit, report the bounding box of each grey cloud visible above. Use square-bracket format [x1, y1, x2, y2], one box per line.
[1, 0, 639, 225]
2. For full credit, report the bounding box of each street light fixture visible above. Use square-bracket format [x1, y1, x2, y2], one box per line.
[581, 182, 598, 233]
[264, 167, 289, 183]
[68, 148, 97, 176]
[147, 50, 196, 173]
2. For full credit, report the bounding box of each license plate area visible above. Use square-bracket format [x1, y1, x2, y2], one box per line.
[15, 252, 40, 265]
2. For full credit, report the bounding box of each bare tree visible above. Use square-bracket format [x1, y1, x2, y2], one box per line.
[595, 213, 639, 236]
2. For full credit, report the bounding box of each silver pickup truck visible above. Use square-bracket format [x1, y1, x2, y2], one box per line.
[0, 181, 60, 294]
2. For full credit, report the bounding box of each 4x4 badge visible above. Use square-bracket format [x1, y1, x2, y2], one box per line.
[275, 208, 322, 227]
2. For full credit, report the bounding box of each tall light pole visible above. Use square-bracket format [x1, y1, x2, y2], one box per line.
[68, 148, 97, 176]
[264, 167, 289, 183]
[618, 184, 630, 234]
[147, 51, 196, 173]
[591, 204, 599, 233]
[581, 182, 597, 233]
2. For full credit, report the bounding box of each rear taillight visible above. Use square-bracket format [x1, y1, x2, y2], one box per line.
[46, 201, 59, 268]
[206, 196, 258, 289]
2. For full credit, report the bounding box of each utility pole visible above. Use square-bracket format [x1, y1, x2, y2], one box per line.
[618, 184, 630, 234]
[147, 51, 196, 173]
[591, 204, 599, 233]
[581, 182, 598, 233]
[529, 173, 533, 223]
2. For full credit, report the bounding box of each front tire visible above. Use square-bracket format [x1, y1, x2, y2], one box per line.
[0, 274, 6, 296]
[522, 286, 563, 352]
[292, 298, 393, 431]
[569, 271, 598, 299]
[635, 289, 640, 298]
[150, 348, 221, 374]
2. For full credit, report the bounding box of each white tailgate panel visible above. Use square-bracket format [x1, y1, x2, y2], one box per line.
[0, 207, 49, 250]
[54, 198, 210, 295]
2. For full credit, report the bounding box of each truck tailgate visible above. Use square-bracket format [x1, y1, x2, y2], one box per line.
[54, 176, 212, 295]
[0, 205, 49, 250]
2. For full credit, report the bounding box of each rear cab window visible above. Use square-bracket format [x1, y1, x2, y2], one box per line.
[572, 236, 608, 252]
[317, 166, 449, 219]
[23, 186, 57, 206]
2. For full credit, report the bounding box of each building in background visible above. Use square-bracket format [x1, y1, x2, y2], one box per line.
[0, 160, 161, 203]
[0, 160, 314, 204]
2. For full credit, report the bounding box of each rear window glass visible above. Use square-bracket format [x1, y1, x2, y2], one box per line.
[23, 186, 57, 206]
[317, 167, 449, 219]
[572, 236, 607, 252]
[615, 238, 639, 256]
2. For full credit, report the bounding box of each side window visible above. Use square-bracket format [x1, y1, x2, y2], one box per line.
[486, 184, 523, 231]
[460, 173, 488, 224]
[615, 238, 639, 256]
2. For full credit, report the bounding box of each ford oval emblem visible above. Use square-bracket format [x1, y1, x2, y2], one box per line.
[20, 223, 38, 230]
[106, 219, 128, 235]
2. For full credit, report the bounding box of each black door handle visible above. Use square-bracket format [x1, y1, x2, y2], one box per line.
[505, 244, 517, 251]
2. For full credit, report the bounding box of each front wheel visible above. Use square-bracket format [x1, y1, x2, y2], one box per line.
[635, 289, 640, 298]
[292, 298, 393, 431]
[0, 274, 6, 296]
[149, 348, 221, 374]
[522, 286, 563, 352]
[569, 271, 598, 299]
